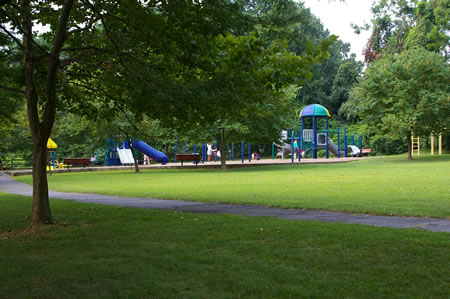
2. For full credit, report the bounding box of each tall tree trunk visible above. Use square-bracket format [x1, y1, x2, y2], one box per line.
[22, 0, 74, 226]
[130, 145, 140, 173]
[407, 133, 413, 160]
[217, 130, 227, 170]
[31, 137, 53, 225]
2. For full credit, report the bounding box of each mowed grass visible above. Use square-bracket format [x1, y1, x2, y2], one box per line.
[0, 193, 449, 298]
[16, 154, 450, 218]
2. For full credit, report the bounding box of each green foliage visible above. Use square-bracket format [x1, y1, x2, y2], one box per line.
[371, 135, 408, 155]
[287, 2, 361, 118]
[364, 0, 449, 62]
[0, 111, 32, 162]
[346, 47, 449, 156]
[0, 39, 25, 138]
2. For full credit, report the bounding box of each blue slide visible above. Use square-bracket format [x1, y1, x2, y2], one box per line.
[131, 140, 169, 165]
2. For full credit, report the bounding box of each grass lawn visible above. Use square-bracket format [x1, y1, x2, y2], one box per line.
[15, 154, 450, 218]
[0, 193, 449, 298]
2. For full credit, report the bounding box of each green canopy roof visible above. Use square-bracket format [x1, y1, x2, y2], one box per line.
[299, 104, 331, 118]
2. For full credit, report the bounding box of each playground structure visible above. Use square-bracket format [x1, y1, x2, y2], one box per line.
[132, 140, 169, 165]
[46, 138, 59, 171]
[104, 138, 169, 166]
[274, 104, 363, 161]
[103, 105, 364, 167]
[411, 133, 444, 156]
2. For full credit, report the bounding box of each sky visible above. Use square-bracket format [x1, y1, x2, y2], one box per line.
[300, 0, 374, 61]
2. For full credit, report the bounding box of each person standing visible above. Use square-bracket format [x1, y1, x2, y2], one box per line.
[207, 142, 213, 162]
[293, 139, 299, 159]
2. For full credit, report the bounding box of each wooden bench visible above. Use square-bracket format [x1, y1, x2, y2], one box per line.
[176, 153, 201, 166]
[63, 158, 91, 170]
[361, 148, 372, 156]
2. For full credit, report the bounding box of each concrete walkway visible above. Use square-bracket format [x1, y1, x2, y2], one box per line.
[0, 173, 448, 233]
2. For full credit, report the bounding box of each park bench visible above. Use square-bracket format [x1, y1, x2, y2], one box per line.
[176, 153, 202, 166]
[63, 158, 91, 170]
[361, 148, 372, 156]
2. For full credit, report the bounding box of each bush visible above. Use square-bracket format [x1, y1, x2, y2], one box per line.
[372, 136, 407, 155]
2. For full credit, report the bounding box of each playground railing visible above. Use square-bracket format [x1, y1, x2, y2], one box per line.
[1, 158, 33, 170]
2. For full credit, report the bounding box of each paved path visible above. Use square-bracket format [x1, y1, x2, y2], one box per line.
[0, 173, 448, 233]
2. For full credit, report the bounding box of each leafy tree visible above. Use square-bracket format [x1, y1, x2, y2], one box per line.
[0, 39, 24, 140]
[329, 58, 363, 117]
[284, 3, 359, 117]
[1, 0, 338, 223]
[346, 48, 449, 159]
[0, 0, 258, 225]
[363, 0, 449, 63]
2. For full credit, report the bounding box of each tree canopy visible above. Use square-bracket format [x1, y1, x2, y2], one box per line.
[345, 47, 449, 159]
[363, 0, 449, 63]
[0, 0, 340, 224]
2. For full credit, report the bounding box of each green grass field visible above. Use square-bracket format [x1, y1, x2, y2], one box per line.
[0, 193, 448, 298]
[16, 154, 450, 218]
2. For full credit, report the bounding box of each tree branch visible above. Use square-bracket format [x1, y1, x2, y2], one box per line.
[61, 46, 104, 52]
[43, 0, 74, 132]
[66, 12, 102, 36]
[60, 57, 104, 67]
[0, 10, 51, 58]
[0, 24, 24, 49]
[0, 84, 25, 94]
[68, 80, 155, 140]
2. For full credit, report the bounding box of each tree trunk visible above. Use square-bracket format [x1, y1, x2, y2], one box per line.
[407, 133, 413, 160]
[217, 131, 227, 170]
[22, 0, 74, 226]
[31, 138, 54, 225]
[130, 145, 140, 173]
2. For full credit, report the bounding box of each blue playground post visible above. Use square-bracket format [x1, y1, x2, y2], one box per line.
[301, 118, 304, 158]
[298, 131, 302, 161]
[326, 118, 329, 159]
[184, 142, 187, 154]
[312, 116, 317, 159]
[291, 131, 294, 163]
[241, 141, 244, 163]
[337, 128, 341, 158]
[200, 143, 203, 162]
[175, 143, 178, 163]
[248, 143, 251, 162]
[344, 127, 348, 157]
[201, 143, 205, 163]
[214, 142, 217, 162]
[193, 144, 196, 153]
[232, 143, 235, 161]
[272, 143, 275, 160]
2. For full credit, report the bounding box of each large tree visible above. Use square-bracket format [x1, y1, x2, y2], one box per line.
[0, 0, 257, 225]
[363, 0, 449, 63]
[1, 0, 337, 224]
[346, 48, 449, 159]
